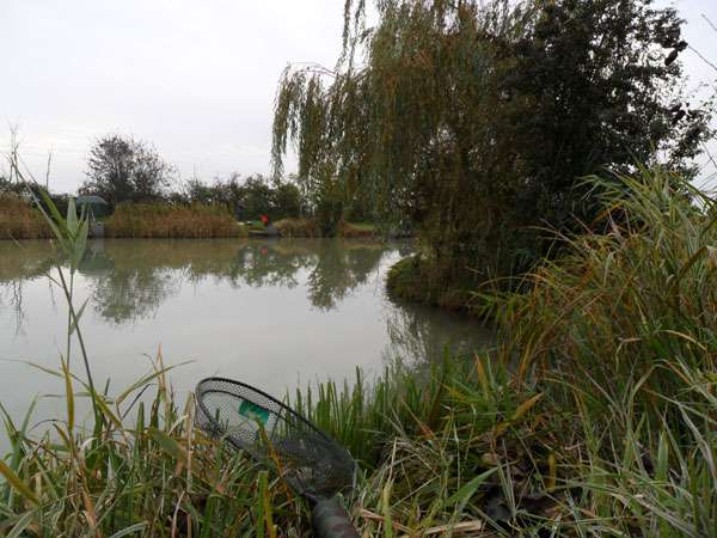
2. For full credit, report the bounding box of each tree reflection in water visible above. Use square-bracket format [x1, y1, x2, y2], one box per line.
[81, 241, 181, 324]
[383, 297, 495, 365]
[308, 241, 385, 310]
[2, 239, 493, 367]
[0, 241, 56, 334]
[68, 239, 389, 324]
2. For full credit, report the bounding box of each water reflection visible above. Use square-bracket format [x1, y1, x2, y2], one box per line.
[0, 241, 56, 333]
[0, 240, 493, 361]
[307, 241, 385, 310]
[0, 241, 56, 285]
[2, 240, 388, 326]
[384, 297, 495, 364]
[40, 239, 386, 323]
[1, 238, 493, 444]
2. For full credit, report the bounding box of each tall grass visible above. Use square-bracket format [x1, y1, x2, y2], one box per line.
[485, 167, 717, 535]
[105, 203, 247, 239]
[495, 168, 717, 426]
[336, 221, 378, 239]
[294, 357, 555, 536]
[272, 218, 378, 238]
[0, 355, 315, 537]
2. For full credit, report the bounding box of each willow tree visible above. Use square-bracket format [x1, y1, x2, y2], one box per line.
[272, 0, 709, 293]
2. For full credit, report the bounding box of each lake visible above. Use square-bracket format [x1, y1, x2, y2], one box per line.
[0, 238, 493, 441]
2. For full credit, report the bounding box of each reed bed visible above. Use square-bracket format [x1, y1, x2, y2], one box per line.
[483, 167, 717, 535]
[0, 356, 312, 537]
[105, 203, 247, 239]
[2, 167, 716, 536]
[490, 168, 717, 450]
[0, 194, 51, 240]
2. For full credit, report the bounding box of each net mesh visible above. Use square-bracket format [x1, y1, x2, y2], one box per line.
[195, 377, 356, 499]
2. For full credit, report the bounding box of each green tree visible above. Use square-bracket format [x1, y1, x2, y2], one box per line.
[273, 0, 710, 294]
[183, 177, 217, 205]
[82, 135, 174, 208]
[179, 173, 303, 221]
[272, 181, 302, 219]
[238, 175, 274, 219]
[502, 0, 710, 236]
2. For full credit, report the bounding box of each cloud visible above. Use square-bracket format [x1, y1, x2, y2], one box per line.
[0, 0, 344, 191]
[2, 0, 716, 191]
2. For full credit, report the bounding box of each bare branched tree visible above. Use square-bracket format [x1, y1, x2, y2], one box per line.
[81, 135, 174, 207]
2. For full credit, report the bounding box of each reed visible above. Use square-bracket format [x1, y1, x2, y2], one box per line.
[0, 356, 311, 537]
[482, 166, 717, 535]
[493, 167, 717, 432]
[105, 203, 247, 239]
[0, 194, 51, 240]
[272, 218, 378, 238]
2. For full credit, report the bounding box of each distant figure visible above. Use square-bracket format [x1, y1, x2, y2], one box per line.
[260, 214, 270, 226]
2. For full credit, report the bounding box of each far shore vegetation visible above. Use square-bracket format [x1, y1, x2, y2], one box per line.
[0, 193, 379, 240]
[104, 203, 245, 239]
[2, 0, 717, 536]
[1, 149, 379, 240]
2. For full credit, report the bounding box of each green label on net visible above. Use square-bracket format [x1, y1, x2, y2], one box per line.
[238, 400, 270, 425]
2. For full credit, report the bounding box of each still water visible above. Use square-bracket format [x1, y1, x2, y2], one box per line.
[0, 239, 492, 437]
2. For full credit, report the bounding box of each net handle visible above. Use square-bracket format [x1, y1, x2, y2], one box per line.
[311, 498, 361, 538]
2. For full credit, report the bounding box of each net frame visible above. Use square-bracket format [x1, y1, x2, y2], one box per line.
[195, 376, 356, 500]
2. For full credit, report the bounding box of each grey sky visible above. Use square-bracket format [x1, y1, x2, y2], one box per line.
[672, 0, 717, 189]
[1, 0, 716, 194]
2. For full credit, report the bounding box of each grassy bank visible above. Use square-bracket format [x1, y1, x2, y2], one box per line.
[2, 169, 716, 536]
[105, 203, 248, 239]
[0, 194, 379, 241]
[0, 194, 51, 240]
[387, 256, 479, 313]
[337, 221, 378, 239]
[273, 217, 321, 237]
[274, 218, 378, 239]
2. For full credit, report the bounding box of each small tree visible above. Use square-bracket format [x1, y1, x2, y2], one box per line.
[82, 135, 174, 207]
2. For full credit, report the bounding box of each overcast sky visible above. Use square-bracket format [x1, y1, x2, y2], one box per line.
[1, 0, 716, 194]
